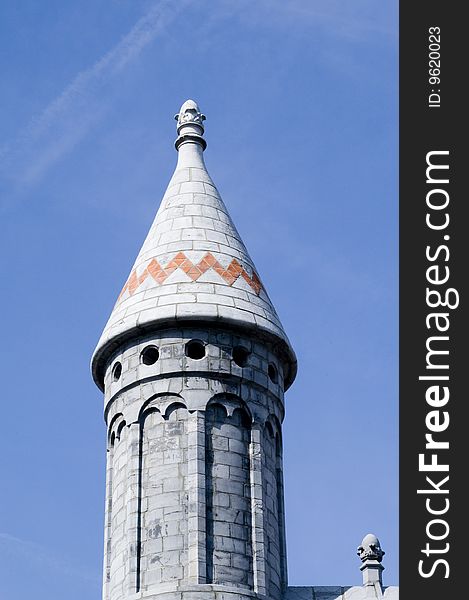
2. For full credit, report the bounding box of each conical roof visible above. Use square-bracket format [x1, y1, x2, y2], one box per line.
[91, 100, 296, 389]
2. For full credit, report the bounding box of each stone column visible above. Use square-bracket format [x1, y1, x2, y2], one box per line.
[102, 444, 114, 600]
[124, 422, 142, 595]
[187, 410, 207, 583]
[250, 423, 267, 596]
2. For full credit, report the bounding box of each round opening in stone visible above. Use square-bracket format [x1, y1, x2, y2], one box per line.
[185, 339, 206, 360]
[141, 345, 159, 365]
[112, 361, 122, 381]
[233, 346, 250, 367]
[268, 362, 278, 384]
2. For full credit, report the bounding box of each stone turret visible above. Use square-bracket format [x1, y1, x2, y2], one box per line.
[91, 100, 297, 600]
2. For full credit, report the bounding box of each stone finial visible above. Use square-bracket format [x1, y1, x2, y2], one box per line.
[357, 533, 385, 563]
[174, 99, 206, 129]
[357, 534, 385, 592]
[174, 99, 207, 150]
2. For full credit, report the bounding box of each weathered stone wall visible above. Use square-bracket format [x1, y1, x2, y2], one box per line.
[139, 406, 189, 588]
[205, 401, 253, 588]
[101, 326, 288, 600]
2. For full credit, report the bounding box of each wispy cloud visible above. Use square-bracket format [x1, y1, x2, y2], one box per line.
[0, 0, 185, 195]
[0, 532, 100, 583]
[0, 0, 394, 201]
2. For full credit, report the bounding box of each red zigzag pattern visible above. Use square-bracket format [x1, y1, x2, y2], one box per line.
[118, 251, 263, 300]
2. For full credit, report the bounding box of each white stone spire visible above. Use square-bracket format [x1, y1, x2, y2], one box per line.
[92, 100, 296, 390]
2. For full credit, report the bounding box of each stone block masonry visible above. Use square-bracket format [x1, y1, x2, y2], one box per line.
[102, 326, 289, 600]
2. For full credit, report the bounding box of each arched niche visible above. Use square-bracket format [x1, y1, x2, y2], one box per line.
[205, 395, 253, 589]
[138, 392, 185, 422]
[107, 413, 126, 448]
[206, 394, 252, 421]
[138, 397, 190, 588]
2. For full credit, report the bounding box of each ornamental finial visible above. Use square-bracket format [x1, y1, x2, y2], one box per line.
[174, 99, 207, 150]
[357, 533, 385, 590]
[357, 533, 385, 563]
[175, 99, 206, 129]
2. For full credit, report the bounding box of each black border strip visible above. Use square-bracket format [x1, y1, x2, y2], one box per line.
[400, 3, 465, 597]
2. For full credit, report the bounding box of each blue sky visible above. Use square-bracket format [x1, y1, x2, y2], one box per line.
[0, 1, 398, 598]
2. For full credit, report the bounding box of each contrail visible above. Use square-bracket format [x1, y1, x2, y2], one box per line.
[0, 0, 186, 194]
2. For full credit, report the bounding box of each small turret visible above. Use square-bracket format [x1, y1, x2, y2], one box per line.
[92, 101, 296, 600]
